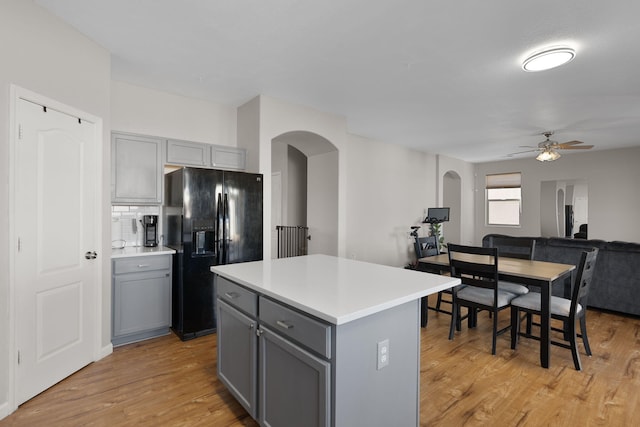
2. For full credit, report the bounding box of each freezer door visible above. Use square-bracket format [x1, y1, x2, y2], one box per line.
[223, 171, 263, 263]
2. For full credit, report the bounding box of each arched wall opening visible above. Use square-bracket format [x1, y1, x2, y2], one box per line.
[271, 130, 339, 258]
[442, 170, 462, 246]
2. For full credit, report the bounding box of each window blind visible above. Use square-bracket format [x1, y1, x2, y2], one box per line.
[486, 172, 521, 189]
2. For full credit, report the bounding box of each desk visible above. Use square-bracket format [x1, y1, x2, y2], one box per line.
[418, 253, 575, 368]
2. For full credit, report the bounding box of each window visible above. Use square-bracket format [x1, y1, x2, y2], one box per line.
[486, 173, 521, 226]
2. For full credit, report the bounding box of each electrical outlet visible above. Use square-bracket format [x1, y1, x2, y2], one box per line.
[377, 339, 389, 370]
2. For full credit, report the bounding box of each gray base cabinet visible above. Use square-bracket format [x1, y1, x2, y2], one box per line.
[215, 275, 419, 427]
[217, 300, 258, 418]
[216, 277, 331, 427]
[259, 327, 330, 427]
[112, 255, 172, 346]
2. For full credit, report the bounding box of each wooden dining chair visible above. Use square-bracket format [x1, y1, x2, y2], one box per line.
[486, 236, 536, 296]
[448, 244, 518, 355]
[510, 248, 599, 370]
[414, 235, 451, 327]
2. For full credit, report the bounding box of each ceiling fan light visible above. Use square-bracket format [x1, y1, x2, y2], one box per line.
[536, 149, 561, 162]
[522, 47, 575, 72]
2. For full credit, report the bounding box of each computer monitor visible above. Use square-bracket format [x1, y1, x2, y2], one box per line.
[424, 207, 450, 224]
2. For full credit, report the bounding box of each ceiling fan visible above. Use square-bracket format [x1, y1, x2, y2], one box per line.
[510, 131, 594, 161]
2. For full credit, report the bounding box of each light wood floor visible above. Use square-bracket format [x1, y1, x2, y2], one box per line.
[3, 298, 639, 426]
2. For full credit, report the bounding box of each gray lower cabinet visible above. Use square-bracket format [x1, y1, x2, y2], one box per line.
[112, 255, 171, 346]
[217, 300, 258, 418]
[216, 277, 331, 427]
[259, 326, 330, 427]
[111, 132, 164, 204]
[216, 274, 422, 427]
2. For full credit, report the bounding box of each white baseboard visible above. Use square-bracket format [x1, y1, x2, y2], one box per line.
[98, 343, 113, 360]
[0, 401, 13, 421]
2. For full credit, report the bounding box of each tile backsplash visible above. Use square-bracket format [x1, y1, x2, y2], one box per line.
[111, 205, 161, 248]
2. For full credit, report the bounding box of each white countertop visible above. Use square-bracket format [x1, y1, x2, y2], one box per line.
[111, 246, 176, 259]
[211, 254, 460, 325]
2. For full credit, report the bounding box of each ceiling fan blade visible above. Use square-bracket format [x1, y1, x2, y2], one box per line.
[557, 140, 585, 147]
[559, 145, 594, 150]
[508, 148, 539, 156]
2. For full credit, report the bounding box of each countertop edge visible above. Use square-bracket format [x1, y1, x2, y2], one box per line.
[111, 246, 176, 259]
[212, 265, 460, 325]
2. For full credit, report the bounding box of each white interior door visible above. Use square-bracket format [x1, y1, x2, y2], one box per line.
[14, 97, 98, 405]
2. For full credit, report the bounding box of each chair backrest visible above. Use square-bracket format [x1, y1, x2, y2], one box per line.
[414, 235, 439, 258]
[570, 248, 599, 316]
[488, 237, 535, 260]
[447, 243, 499, 291]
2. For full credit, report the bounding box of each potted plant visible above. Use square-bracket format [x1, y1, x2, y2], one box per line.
[430, 222, 446, 252]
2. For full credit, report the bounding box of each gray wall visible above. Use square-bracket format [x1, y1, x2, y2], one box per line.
[474, 147, 640, 243]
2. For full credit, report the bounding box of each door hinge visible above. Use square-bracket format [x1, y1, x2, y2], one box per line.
[17, 350, 21, 365]
[18, 124, 23, 140]
[17, 237, 22, 252]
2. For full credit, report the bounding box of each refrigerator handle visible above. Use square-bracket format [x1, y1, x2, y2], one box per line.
[223, 193, 230, 264]
[216, 193, 223, 260]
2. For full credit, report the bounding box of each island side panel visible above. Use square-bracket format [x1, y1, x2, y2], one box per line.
[333, 300, 420, 427]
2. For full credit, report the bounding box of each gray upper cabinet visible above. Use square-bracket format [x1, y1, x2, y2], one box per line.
[111, 132, 163, 204]
[166, 139, 210, 167]
[212, 145, 246, 170]
[167, 138, 246, 171]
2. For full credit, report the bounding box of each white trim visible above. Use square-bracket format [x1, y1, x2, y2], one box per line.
[99, 344, 114, 360]
[8, 84, 18, 416]
[8, 85, 104, 413]
[0, 401, 10, 420]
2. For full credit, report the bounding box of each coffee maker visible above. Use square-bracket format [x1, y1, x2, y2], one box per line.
[142, 215, 158, 247]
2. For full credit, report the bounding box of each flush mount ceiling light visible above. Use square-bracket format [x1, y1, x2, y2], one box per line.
[522, 47, 576, 72]
[536, 148, 561, 162]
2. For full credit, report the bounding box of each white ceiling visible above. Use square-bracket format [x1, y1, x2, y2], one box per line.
[35, 0, 640, 163]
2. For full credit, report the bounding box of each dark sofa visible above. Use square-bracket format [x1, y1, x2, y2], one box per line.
[482, 234, 640, 317]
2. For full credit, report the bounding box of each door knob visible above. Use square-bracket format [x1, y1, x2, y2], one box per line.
[84, 251, 98, 260]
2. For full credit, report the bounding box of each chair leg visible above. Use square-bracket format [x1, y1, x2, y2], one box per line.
[579, 314, 592, 356]
[568, 317, 582, 371]
[468, 308, 478, 329]
[420, 296, 428, 328]
[491, 309, 498, 355]
[510, 306, 519, 350]
[436, 291, 443, 311]
[525, 313, 533, 335]
[449, 302, 457, 340]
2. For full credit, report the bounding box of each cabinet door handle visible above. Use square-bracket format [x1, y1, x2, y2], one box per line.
[276, 320, 293, 330]
[224, 292, 239, 299]
[249, 323, 255, 330]
[137, 264, 150, 268]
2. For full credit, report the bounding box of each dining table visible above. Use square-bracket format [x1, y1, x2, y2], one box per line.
[418, 253, 576, 368]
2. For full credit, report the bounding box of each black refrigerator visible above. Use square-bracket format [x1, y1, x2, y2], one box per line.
[164, 167, 263, 340]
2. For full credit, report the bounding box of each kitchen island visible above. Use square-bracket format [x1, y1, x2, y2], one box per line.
[211, 254, 459, 427]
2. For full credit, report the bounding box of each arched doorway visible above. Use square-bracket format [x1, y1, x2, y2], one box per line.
[271, 131, 338, 258]
[442, 171, 462, 245]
